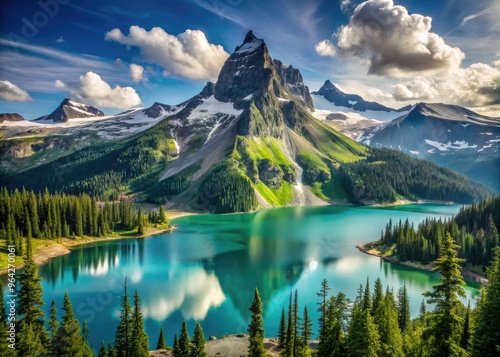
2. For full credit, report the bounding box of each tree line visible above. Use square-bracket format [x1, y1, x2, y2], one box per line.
[337, 148, 491, 204]
[380, 195, 500, 270]
[0, 187, 168, 252]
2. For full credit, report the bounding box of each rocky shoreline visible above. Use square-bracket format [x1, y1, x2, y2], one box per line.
[356, 242, 488, 285]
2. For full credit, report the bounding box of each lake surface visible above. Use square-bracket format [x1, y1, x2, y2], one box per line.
[5, 204, 481, 351]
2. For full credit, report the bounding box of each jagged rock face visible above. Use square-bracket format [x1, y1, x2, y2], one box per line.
[313, 80, 395, 112]
[0, 113, 24, 123]
[214, 31, 273, 105]
[258, 159, 283, 189]
[273, 60, 313, 108]
[38, 98, 105, 122]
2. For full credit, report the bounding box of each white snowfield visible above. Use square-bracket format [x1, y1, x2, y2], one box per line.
[424, 139, 478, 151]
[236, 38, 264, 54]
[311, 94, 404, 122]
[185, 96, 243, 123]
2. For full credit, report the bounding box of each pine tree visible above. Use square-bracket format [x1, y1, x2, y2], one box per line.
[461, 301, 471, 352]
[56, 292, 87, 357]
[191, 322, 207, 357]
[292, 290, 300, 356]
[471, 246, 500, 356]
[137, 208, 145, 235]
[248, 288, 265, 357]
[372, 277, 384, 315]
[316, 278, 330, 347]
[375, 292, 404, 357]
[173, 334, 180, 357]
[130, 290, 149, 357]
[115, 279, 132, 357]
[156, 327, 167, 350]
[300, 306, 312, 355]
[285, 292, 294, 356]
[108, 343, 118, 357]
[397, 284, 411, 332]
[17, 238, 47, 354]
[98, 341, 109, 357]
[347, 306, 380, 357]
[159, 205, 166, 223]
[48, 299, 59, 355]
[424, 232, 467, 357]
[178, 321, 191, 357]
[278, 307, 287, 349]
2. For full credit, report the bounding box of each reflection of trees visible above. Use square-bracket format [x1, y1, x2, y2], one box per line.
[40, 241, 139, 286]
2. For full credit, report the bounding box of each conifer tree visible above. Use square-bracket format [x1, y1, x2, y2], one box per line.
[375, 292, 404, 357]
[316, 279, 330, 341]
[56, 292, 87, 357]
[115, 279, 132, 357]
[471, 246, 500, 356]
[137, 208, 145, 235]
[173, 334, 180, 357]
[397, 284, 411, 332]
[461, 301, 471, 352]
[424, 233, 467, 357]
[372, 277, 384, 315]
[159, 205, 166, 223]
[347, 306, 380, 357]
[292, 290, 300, 356]
[191, 322, 207, 357]
[248, 288, 265, 357]
[156, 327, 167, 350]
[300, 306, 312, 355]
[278, 307, 287, 349]
[179, 321, 191, 357]
[108, 343, 118, 357]
[130, 290, 149, 357]
[48, 299, 59, 355]
[285, 292, 294, 356]
[98, 341, 109, 357]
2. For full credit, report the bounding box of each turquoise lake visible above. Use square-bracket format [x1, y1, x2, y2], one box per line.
[4, 204, 481, 351]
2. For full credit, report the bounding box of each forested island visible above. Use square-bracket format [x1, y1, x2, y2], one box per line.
[359, 195, 500, 281]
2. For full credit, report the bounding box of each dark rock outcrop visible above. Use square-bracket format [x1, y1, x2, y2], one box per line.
[36, 98, 104, 122]
[0, 113, 25, 123]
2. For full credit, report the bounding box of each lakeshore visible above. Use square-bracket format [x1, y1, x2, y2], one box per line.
[356, 241, 488, 285]
[0, 208, 194, 274]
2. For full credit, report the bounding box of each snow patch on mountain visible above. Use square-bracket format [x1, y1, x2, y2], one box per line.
[186, 96, 242, 123]
[425, 139, 478, 151]
[312, 94, 403, 121]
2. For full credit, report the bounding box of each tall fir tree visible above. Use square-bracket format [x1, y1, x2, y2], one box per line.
[374, 291, 404, 357]
[191, 322, 207, 357]
[156, 327, 167, 350]
[397, 284, 411, 332]
[173, 334, 180, 357]
[471, 246, 500, 356]
[98, 341, 109, 357]
[424, 233, 467, 357]
[316, 278, 330, 339]
[178, 321, 191, 357]
[48, 299, 59, 355]
[56, 292, 87, 357]
[130, 290, 149, 357]
[115, 279, 132, 357]
[300, 306, 312, 356]
[285, 292, 295, 357]
[248, 288, 265, 357]
[347, 306, 380, 357]
[278, 307, 287, 349]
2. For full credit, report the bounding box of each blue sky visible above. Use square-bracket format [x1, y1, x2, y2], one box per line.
[1, 0, 499, 118]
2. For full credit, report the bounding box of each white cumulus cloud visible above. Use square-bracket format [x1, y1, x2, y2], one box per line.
[319, 0, 465, 76]
[0, 80, 33, 102]
[105, 26, 229, 81]
[315, 40, 336, 57]
[55, 71, 142, 109]
[392, 61, 500, 106]
[129, 63, 145, 83]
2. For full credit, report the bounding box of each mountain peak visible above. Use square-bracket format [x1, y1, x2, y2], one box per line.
[36, 98, 105, 122]
[243, 30, 258, 44]
[234, 31, 265, 54]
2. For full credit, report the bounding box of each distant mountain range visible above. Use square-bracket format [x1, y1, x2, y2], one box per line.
[0, 31, 492, 210]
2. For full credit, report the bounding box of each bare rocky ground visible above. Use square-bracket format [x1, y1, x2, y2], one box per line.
[150, 335, 282, 357]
